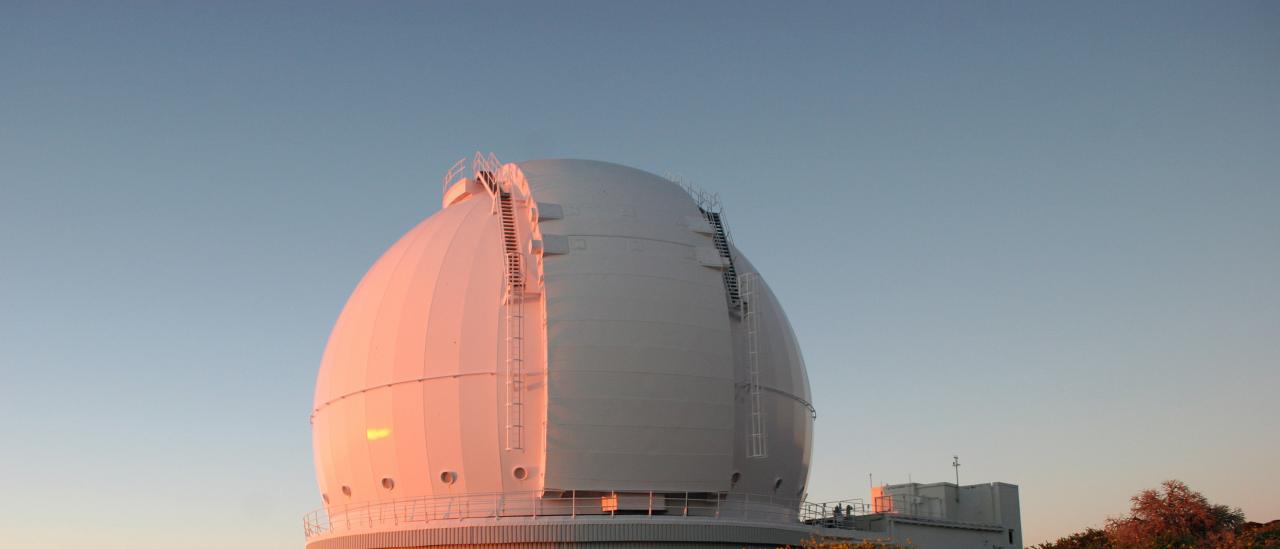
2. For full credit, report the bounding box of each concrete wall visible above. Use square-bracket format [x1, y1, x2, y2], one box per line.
[887, 520, 1018, 549]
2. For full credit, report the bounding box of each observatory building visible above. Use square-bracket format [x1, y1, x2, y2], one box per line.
[304, 157, 1022, 548]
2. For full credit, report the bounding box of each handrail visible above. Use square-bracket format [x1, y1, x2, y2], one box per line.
[301, 490, 960, 539]
[441, 158, 466, 196]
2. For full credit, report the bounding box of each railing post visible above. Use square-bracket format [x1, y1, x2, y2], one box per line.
[684, 492, 689, 517]
[571, 491, 576, 518]
[648, 491, 653, 517]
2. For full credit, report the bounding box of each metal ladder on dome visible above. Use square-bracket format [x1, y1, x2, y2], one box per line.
[700, 208, 767, 458]
[740, 272, 767, 458]
[499, 189, 525, 451]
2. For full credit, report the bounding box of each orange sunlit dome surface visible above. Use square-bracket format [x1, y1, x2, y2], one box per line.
[311, 158, 813, 522]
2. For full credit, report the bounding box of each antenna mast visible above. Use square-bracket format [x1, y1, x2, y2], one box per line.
[952, 455, 961, 502]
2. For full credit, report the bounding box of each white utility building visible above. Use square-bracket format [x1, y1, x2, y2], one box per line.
[861, 482, 1024, 547]
[303, 157, 1022, 548]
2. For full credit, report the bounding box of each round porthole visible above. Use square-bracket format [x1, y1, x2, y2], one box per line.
[440, 470, 457, 485]
[322, 493, 330, 504]
[341, 485, 352, 497]
[512, 466, 528, 480]
[773, 477, 784, 492]
[381, 477, 395, 490]
[730, 471, 741, 485]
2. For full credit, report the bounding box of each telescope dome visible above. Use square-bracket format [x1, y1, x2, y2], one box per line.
[308, 158, 813, 547]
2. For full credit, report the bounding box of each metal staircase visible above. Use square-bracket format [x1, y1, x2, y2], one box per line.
[498, 189, 525, 451]
[701, 210, 741, 309]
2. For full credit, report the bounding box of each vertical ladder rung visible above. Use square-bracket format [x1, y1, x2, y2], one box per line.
[741, 272, 767, 458]
[500, 190, 526, 451]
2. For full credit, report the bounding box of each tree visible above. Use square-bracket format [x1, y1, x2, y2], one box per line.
[1236, 520, 1280, 549]
[1032, 528, 1110, 549]
[1105, 480, 1245, 548]
[1034, 480, 1261, 549]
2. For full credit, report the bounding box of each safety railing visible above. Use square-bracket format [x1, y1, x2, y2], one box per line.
[441, 158, 466, 196]
[304, 491, 885, 539]
[800, 498, 875, 529]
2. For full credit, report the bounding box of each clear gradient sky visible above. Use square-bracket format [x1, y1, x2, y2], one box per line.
[2, 2, 1277, 547]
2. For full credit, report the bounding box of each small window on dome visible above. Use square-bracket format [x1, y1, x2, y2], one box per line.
[341, 485, 352, 497]
[773, 477, 783, 492]
[381, 477, 395, 490]
[730, 471, 741, 485]
[440, 470, 457, 485]
[322, 493, 330, 504]
[512, 467, 528, 480]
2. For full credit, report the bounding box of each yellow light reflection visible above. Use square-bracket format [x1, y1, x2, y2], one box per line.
[366, 427, 391, 440]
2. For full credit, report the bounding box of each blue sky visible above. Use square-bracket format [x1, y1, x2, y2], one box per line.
[1, 1, 1277, 546]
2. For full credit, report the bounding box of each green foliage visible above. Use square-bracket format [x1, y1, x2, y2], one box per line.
[1236, 521, 1280, 549]
[1032, 527, 1110, 549]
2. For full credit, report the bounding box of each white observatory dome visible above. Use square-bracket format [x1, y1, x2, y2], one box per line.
[308, 158, 814, 546]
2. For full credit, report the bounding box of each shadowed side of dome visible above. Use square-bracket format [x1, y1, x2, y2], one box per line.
[518, 159, 741, 493]
[727, 251, 814, 499]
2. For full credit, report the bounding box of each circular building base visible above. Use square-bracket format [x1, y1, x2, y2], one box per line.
[304, 517, 868, 549]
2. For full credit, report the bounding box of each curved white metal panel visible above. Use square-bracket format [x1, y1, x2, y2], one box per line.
[729, 252, 814, 499]
[312, 191, 548, 508]
[519, 160, 737, 493]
